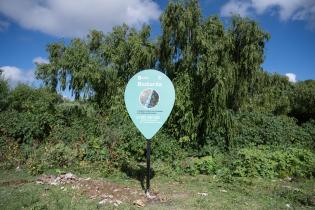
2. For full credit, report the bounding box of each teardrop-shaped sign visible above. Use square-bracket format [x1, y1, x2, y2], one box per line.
[124, 69, 175, 139]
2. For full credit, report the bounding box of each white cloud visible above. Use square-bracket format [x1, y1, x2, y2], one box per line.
[221, 0, 252, 17]
[33, 57, 49, 65]
[0, 0, 161, 38]
[221, 0, 315, 28]
[0, 66, 35, 86]
[285, 73, 297, 83]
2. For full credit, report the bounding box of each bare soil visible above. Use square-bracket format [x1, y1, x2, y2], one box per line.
[35, 173, 169, 207]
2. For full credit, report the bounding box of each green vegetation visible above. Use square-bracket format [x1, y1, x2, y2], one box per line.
[0, 169, 314, 209]
[0, 1, 314, 209]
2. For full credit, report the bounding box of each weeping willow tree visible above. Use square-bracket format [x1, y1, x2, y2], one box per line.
[158, 0, 202, 145]
[245, 71, 293, 115]
[158, 0, 270, 150]
[36, 0, 272, 151]
[36, 25, 156, 107]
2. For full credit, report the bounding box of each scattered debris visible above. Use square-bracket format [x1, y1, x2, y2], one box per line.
[36, 172, 168, 208]
[286, 203, 292, 208]
[146, 192, 157, 199]
[99, 199, 109, 205]
[133, 199, 145, 207]
[284, 177, 292, 182]
[101, 194, 113, 199]
[36, 173, 78, 186]
[197, 192, 208, 196]
[282, 185, 301, 192]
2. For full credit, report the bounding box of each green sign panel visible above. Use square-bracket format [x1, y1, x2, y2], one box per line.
[124, 69, 175, 139]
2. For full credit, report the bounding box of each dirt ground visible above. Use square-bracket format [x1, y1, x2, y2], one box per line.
[36, 173, 169, 208]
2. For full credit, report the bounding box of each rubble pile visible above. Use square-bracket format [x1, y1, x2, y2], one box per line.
[36, 173, 78, 186]
[35, 172, 167, 208]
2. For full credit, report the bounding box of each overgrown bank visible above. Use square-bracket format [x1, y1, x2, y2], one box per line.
[0, 0, 315, 183]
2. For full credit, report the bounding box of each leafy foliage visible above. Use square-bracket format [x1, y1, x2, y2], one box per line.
[290, 80, 315, 122]
[232, 147, 315, 178]
[233, 112, 312, 148]
[0, 0, 314, 179]
[0, 70, 9, 111]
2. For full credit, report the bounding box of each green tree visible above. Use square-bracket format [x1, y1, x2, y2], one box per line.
[245, 72, 293, 115]
[0, 69, 10, 111]
[159, 1, 269, 150]
[36, 25, 156, 105]
[291, 80, 315, 122]
[228, 16, 270, 111]
[36, 43, 65, 92]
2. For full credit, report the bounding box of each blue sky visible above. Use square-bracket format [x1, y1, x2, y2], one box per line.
[0, 0, 314, 94]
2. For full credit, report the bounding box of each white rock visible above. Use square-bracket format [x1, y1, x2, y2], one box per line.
[64, 173, 76, 180]
[115, 200, 122, 205]
[133, 199, 145, 207]
[99, 199, 108, 205]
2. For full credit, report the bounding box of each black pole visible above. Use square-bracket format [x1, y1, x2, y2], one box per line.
[146, 139, 151, 195]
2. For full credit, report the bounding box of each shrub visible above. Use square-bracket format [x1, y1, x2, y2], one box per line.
[0, 86, 61, 144]
[0, 76, 9, 111]
[151, 131, 187, 162]
[43, 142, 78, 168]
[273, 148, 315, 178]
[302, 119, 315, 149]
[81, 136, 109, 162]
[180, 156, 219, 176]
[278, 187, 315, 207]
[0, 137, 24, 169]
[233, 112, 312, 148]
[0, 111, 55, 144]
[232, 147, 278, 178]
[25, 142, 79, 175]
[232, 147, 315, 178]
[25, 152, 45, 175]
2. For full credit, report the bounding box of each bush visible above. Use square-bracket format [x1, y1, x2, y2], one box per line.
[278, 187, 315, 207]
[180, 155, 220, 176]
[273, 148, 315, 178]
[302, 119, 315, 149]
[80, 136, 109, 162]
[0, 137, 24, 169]
[43, 142, 78, 168]
[0, 86, 61, 144]
[8, 85, 61, 113]
[232, 147, 278, 178]
[151, 131, 187, 162]
[0, 76, 9, 111]
[232, 147, 315, 178]
[0, 111, 56, 144]
[233, 112, 312, 148]
[25, 151, 45, 175]
[25, 142, 78, 175]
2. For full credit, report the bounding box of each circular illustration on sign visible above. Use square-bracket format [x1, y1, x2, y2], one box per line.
[139, 89, 159, 108]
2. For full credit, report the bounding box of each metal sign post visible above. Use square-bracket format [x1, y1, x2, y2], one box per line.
[146, 139, 151, 195]
[124, 69, 175, 197]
